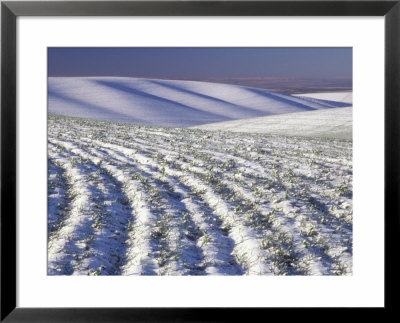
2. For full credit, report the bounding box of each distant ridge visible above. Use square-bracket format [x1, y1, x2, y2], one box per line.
[294, 92, 352, 104]
[48, 77, 351, 128]
[191, 107, 352, 140]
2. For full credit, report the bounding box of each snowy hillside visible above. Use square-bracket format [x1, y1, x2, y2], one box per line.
[191, 107, 352, 139]
[294, 92, 352, 104]
[48, 115, 352, 276]
[48, 77, 351, 128]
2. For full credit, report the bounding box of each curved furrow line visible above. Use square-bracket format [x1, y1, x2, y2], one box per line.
[172, 167, 272, 275]
[48, 145, 101, 275]
[84, 167, 134, 275]
[164, 180, 244, 275]
[145, 179, 206, 275]
[193, 146, 348, 186]
[212, 176, 331, 275]
[178, 165, 332, 275]
[226, 167, 352, 275]
[233, 160, 352, 226]
[201, 135, 350, 165]
[53, 138, 214, 275]
[110, 133, 347, 201]
[263, 173, 352, 275]
[96, 137, 312, 274]
[211, 151, 352, 229]
[94, 135, 273, 192]
[49, 138, 161, 275]
[125, 166, 205, 275]
[50, 118, 351, 170]
[103, 133, 271, 179]
[270, 169, 352, 230]
[74, 123, 350, 205]
[143, 142, 348, 275]
[290, 192, 352, 275]
[48, 157, 70, 239]
[86, 142, 262, 274]
[48, 141, 137, 275]
[68, 143, 191, 275]
[237, 169, 352, 275]
[103, 143, 272, 275]
[85, 143, 243, 275]
[100, 132, 352, 274]
[106, 128, 352, 228]
[48, 116, 353, 276]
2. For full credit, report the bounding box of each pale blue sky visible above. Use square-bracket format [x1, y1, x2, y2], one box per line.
[48, 47, 352, 81]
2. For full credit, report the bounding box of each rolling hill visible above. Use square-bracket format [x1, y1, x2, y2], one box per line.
[190, 107, 352, 139]
[48, 77, 351, 128]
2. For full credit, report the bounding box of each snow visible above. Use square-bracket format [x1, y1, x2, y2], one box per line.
[191, 107, 352, 139]
[48, 115, 352, 276]
[48, 77, 351, 128]
[294, 92, 352, 104]
[47, 77, 352, 276]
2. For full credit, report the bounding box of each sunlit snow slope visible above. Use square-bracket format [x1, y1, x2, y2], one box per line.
[48, 77, 351, 128]
[191, 107, 352, 139]
[294, 92, 352, 104]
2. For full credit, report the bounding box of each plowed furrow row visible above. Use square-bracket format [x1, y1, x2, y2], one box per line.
[48, 158, 69, 239]
[85, 143, 243, 275]
[48, 115, 353, 276]
[101, 143, 272, 275]
[48, 141, 135, 275]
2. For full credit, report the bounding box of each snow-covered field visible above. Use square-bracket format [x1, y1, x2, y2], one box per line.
[48, 114, 352, 276]
[48, 77, 351, 127]
[294, 91, 352, 104]
[191, 107, 352, 139]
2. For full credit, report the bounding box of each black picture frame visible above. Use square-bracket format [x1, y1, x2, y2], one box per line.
[1, 1, 399, 321]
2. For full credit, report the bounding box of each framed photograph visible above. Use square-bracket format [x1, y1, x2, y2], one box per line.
[1, 0, 398, 321]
